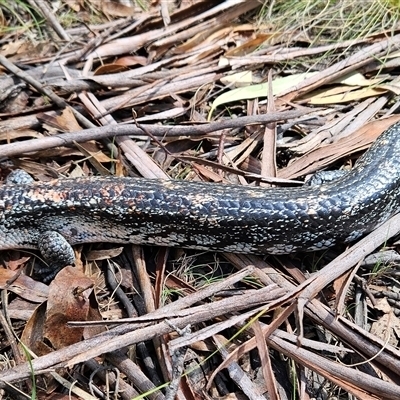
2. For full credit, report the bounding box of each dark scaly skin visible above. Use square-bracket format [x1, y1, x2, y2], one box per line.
[1, 121, 400, 255]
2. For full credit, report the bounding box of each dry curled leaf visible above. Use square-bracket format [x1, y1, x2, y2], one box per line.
[20, 267, 102, 354]
[0, 268, 48, 303]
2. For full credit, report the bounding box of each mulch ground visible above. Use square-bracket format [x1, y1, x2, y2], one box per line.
[0, 1, 400, 399]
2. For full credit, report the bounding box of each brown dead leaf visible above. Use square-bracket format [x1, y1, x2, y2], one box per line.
[43, 267, 98, 349]
[85, 247, 124, 261]
[333, 268, 357, 316]
[11, 159, 60, 180]
[6, 42, 57, 63]
[0, 129, 43, 141]
[102, 1, 135, 17]
[72, 142, 114, 176]
[164, 273, 196, 294]
[253, 319, 279, 399]
[115, 55, 147, 67]
[7, 255, 30, 271]
[7, 297, 38, 321]
[225, 32, 279, 57]
[74, 141, 116, 164]
[94, 63, 129, 75]
[44, 312, 85, 349]
[63, 0, 83, 12]
[154, 247, 168, 309]
[20, 302, 50, 356]
[37, 108, 81, 132]
[0, 268, 48, 303]
[278, 115, 400, 179]
[46, 267, 93, 317]
[1, 91, 29, 114]
[1, 40, 26, 57]
[375, 297, 392, 314]
[56, 107, 82, 131]
[192, 163, 225, 182]
[173, 25, 231, 54]
[371, 298, 400, 348]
